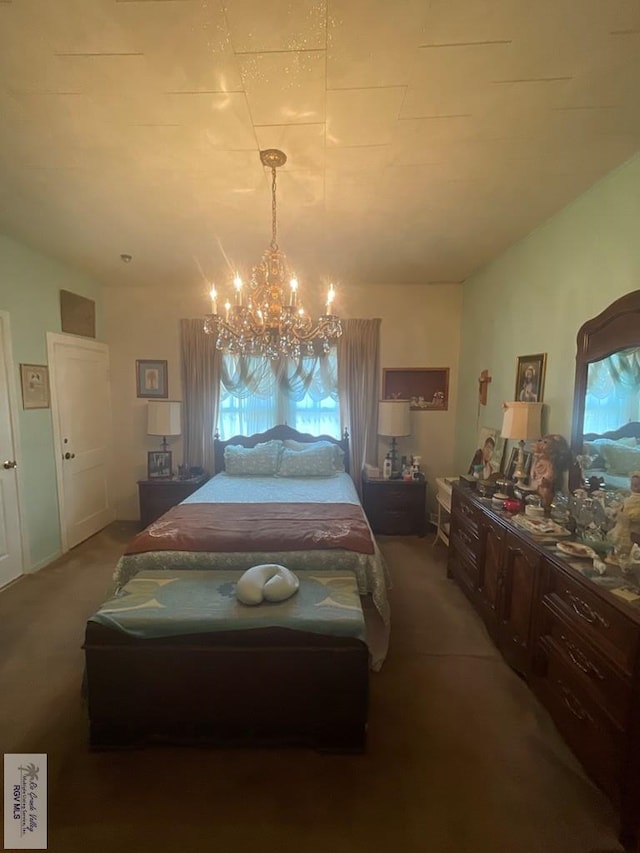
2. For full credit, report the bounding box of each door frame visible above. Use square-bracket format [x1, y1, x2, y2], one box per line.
[0, 310, 30, 574]
[47, 332, 111, 553]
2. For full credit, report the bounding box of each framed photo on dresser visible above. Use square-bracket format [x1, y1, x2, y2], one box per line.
[148, 450, 172, 480]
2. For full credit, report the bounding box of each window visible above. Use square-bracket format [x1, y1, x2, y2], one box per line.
[584, 348, 640, 434]
[218, 351, 340, 438]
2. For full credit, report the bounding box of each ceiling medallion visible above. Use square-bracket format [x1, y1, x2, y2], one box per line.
[204, 149, 342, 359]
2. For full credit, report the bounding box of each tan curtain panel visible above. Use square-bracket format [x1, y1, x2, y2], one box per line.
[337, 318, 381, 495]
[180, 319, 221, 475]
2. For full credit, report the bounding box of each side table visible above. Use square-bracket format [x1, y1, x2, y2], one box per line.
[137, 473, 209, 529]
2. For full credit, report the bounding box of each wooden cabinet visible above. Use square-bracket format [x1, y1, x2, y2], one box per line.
[137, 474, 209, 528]
[500, 532, 540, 675]
[476, 514, 505, 644]
[361, 475, 426, 536]
[448, 482, 640, 848]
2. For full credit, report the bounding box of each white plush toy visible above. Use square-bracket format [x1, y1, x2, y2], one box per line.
[236, 564, 300, 606]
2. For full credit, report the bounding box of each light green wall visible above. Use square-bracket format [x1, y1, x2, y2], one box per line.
[0, 233, 104, 569]
[454, 153, 640, 474]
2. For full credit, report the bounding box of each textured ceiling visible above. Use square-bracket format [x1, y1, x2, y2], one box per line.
[0, 0, 639, 294]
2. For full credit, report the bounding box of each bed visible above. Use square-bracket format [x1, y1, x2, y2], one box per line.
[581, 423, 640, 491]
[112, 425, 391, 670]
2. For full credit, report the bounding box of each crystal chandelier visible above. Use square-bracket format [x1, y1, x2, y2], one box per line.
[204, 149, 342, 359]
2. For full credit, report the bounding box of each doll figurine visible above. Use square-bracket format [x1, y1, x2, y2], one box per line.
[529, 434, 572, 512]
[610, 471, 640, 569]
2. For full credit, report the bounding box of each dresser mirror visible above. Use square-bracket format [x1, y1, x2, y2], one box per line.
[570, 290, 640, 491]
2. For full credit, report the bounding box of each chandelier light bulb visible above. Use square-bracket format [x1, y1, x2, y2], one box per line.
[209, 286, 217, 314]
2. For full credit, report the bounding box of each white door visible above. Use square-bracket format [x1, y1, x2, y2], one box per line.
[48, 334, 114, 551]
[0, 312, 25, 588]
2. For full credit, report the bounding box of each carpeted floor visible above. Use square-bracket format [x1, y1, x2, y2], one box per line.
[0, 524, 624, 853]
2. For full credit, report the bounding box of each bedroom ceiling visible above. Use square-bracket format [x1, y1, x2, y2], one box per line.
[0, 1, 639, 293]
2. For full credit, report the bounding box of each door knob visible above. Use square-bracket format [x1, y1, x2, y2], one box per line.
[64, 452, 75, 460]
[3, 460, 17, 469]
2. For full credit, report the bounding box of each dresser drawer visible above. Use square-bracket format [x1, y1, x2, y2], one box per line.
[451, 524, 479, 572]
[448, 548, 477, 602]
[540, 598, 631, 729]
[546, 569, 638, 675]
[451, 492, 481, 539]
[533, 639, 624, 803]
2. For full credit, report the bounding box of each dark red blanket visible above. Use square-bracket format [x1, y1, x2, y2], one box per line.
[126, 502, 374, 556]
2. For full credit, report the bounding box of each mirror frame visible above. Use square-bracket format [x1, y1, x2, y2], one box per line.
[569, 289, 640, 490]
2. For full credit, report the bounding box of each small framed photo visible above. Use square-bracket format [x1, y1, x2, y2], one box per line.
[148, 450, 172, 480]
[136, 360, 168, 398]
[467, 427, 505, 479]
[505, 447, 533, 481]
[515, 353, 546, 403]
[20, 364, 50, 409]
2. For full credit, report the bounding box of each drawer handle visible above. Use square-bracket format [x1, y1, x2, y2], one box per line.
[556, 679, 594, 724]
[559, 635, 605, 680]
[460, 503, 473, 518]
[564, 591, 610, 629]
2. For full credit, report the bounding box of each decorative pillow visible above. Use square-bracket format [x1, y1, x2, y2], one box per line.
[277, 444, 337, 477]
[283, 438, 345, 472]
[599, 443, 640, 476]
[236, 564, 299, 605]
[224, 440, 282, 476]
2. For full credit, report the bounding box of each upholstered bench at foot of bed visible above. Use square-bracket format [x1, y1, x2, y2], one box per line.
[83, 570, 369, 753]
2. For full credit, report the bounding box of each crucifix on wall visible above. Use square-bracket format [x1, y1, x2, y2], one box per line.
[478, 369, 492, 406]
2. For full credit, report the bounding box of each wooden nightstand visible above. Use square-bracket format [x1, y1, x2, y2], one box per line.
[137, 473, 209, 528]
[361, 473, 427, 536]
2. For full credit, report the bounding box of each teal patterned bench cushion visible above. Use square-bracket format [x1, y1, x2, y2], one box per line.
[91, 569, 366, 643]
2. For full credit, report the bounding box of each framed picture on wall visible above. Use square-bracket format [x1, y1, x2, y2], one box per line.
[20, 364, 50, 409]
[515, 353, 546, 403]
[136, 360, 168, 399]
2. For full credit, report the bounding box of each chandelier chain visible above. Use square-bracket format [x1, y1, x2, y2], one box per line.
[270, 166, 278, 251]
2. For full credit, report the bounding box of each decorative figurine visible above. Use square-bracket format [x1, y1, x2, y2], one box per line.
[610, 471, 640, 569]
[529, 434, 572, 512]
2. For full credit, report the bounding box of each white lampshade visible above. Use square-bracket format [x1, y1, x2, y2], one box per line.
[501, 401, 542, 441]
[147, 400, 182, 438]
[378, 400, 411, 438]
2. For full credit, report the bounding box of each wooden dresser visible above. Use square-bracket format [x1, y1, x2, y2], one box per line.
[448, 482, 640, 849]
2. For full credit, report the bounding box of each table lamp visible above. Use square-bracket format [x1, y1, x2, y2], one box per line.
[501, 401, 543, 490]
[378, 400, 411, 478]
[147, 400, 182, 451]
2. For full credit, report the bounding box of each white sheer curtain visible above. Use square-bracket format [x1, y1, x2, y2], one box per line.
[585, 347, 640, 434]
[218, 352, 340, 439]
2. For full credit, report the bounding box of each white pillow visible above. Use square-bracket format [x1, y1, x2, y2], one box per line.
[277, 444, 337, 477]
[282, 438, 345, 472]
[224, 440, 282, 475]
[236, 564, 299, 605]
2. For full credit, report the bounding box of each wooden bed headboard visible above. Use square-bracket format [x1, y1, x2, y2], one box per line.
[213, 425, 350, 475]
[583, 423, 640, 443]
